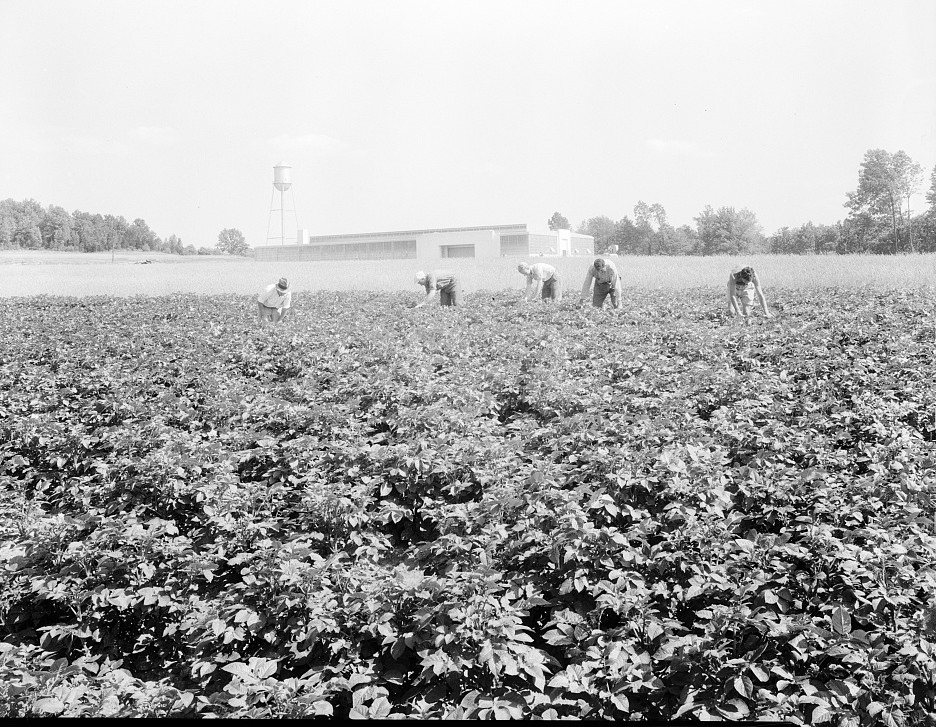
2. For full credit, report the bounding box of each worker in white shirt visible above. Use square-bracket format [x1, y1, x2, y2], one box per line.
[727, 266, 772, 318]
[257, 277, 292, 324]
[580, 258, 622, 309]
[517, 262, 561, 302]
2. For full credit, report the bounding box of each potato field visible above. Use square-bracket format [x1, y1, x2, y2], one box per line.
[1, 285, 936, 722]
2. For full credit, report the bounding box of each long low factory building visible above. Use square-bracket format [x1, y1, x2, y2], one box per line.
[253, 223, 595, 261]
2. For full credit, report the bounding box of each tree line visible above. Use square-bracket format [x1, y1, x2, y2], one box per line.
[0, 200, 249, 256]
[3, 148, 934, 258]
[563, 149, 936, 255]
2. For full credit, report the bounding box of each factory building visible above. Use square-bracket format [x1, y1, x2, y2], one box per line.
[252, 223, 594, 262]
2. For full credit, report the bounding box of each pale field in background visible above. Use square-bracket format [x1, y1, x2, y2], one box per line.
[0, 250, 934, 297]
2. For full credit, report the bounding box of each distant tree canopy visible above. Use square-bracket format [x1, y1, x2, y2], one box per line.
[845, 149, 924, 253]
[547, 212, 570, 230]
[927, 165, 936, 210]
[216, 228, 249, 256]
[574, 205, 767, 256]
[0, 199, 188, 254]
[570, 150, 936, 255]
[694, 206, 765, 256]
[633, 201, 670, 255]
[577, 216, 618, 254]
[768, 222, 839, 255]
[5, 148, 934, 258]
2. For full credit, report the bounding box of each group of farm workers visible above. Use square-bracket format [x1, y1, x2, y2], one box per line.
[257, 259, 771, 324]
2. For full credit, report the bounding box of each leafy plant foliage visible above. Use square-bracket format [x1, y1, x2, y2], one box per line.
[1, 288, 935, 721]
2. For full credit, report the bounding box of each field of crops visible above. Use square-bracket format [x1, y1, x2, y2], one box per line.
[1, 278, 935, 721]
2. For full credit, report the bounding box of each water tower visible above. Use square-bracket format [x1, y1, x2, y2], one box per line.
[266, 162, 299, 245]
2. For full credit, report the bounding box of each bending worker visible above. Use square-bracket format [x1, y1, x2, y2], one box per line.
[414, 269, 462, 307]
[257, 277, 291, 324]
[580, 257, 622, 309]
[727, 266, 772, 318]
[517, 261, 561, 302]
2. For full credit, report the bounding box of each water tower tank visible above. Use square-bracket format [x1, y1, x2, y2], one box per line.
[273, 163, 292, 191]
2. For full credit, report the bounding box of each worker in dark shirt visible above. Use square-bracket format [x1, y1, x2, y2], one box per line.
[580, 258, 622, 309]
[414, 270, 462, 307]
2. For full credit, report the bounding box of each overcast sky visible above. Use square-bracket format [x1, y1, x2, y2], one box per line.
[2, 0, 934, 248]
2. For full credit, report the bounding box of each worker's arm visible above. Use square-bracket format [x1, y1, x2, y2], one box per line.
[727, 277, 740, 316]
[414, 279, 435, 308]
[279, 293, 292, 321]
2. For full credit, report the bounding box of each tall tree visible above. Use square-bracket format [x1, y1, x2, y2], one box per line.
[103, 215, 130, 254]
[1, 199, 44, 248]
[768, 226, 796, 255]
[547, 212, 570, 230]
[633, 201, 655, 255]
[633, 201, 669, 255]
[899, 153, 923, 252]
[217, 228, 249, 255]
[72, 211, 107, 252]
[650, 203, 668, 253]
[927, 164, 936, 212]
[613, 216, 641, 254]
[911, 210, 936, 253]
[577, 216, 617, 254]
[694, 206, 763, 255]
[40, 205, 78, 249]
[129, 218, 160, 251]
[0, 199, 20, 248]
[837, 212, 890, 254]
[846, 148, 922, 253]
[666, 224, 699, 255]
[165, 234, 184, 255]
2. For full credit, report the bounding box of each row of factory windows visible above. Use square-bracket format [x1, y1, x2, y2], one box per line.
[294, 235, 543, 260]
[268, 236, 593, 260]
[286, 237, 587, 260]
[296, 240, 418, 259]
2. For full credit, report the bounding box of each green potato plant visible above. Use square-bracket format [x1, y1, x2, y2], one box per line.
[1, 287, 935, 722]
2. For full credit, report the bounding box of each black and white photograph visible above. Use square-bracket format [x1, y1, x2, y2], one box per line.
[1, 0, 934, 721]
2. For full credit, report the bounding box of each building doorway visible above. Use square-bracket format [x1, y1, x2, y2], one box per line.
[440, 245, 475, 258]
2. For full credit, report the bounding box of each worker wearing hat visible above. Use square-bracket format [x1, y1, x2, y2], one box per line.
[414, 269, 462, 307]
[257, 277, 292, 324]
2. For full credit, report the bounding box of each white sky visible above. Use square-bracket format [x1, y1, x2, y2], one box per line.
[2, 0, 934, 248]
